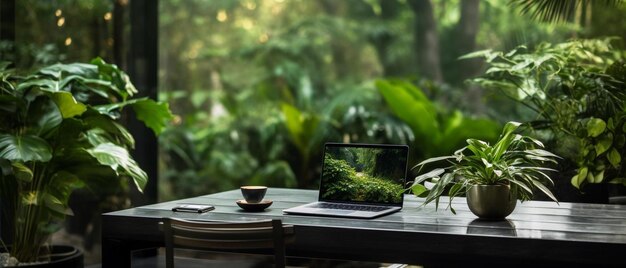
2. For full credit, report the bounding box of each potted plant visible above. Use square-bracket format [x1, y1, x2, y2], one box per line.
[0, 58, 172, 266]
[410, 121, 559, 219]
[466, 39, 626, 202]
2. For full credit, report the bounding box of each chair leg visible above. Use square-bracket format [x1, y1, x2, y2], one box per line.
[165, 246, 174, 268]
[272, 219, 286, 268]
[163, 219, 175, 268]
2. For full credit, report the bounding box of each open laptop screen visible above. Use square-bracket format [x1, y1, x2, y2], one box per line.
[319, 143, 409, 206]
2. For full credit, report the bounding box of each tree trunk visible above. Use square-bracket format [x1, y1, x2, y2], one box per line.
[454, 0, 480, 81]
[370, 0, 403, 77]
[408, 0, 443, 83]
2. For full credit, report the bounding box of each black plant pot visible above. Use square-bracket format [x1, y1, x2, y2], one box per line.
[2, 245, 83, 268]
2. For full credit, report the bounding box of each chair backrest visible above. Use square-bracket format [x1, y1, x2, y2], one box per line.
[162, 218, 294, 268]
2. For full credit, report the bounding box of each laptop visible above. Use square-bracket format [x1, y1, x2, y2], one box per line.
[283, 143, 409, 219]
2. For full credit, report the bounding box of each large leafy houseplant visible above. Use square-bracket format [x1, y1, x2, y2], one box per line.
[466, 39, 626, 190]
[0, 58, 172, 264]
[411, 121, 559, 214]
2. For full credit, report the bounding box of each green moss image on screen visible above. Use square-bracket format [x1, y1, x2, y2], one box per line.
[321, 147, 405, 203]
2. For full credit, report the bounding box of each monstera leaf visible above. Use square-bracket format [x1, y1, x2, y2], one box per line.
[0, 134, 52, 162]
[49, 91, 87, 118]
[95, 98, 172, 135]
[130, 99, 173, 135]
[87, 143, 148, 192]
[26, 96, 63, 138]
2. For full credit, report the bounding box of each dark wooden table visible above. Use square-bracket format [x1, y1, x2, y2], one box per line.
[102, 188, 626, 267]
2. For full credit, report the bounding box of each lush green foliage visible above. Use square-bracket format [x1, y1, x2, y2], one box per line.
[411, 122, 559, 213]
[468, 39, 626, 189]
[0, 59, 172, 263]
[322, 156, 403, 203]
[11, 0, 626, 203]
[376, 79, 501, 159]
[155, 0, 607, 200]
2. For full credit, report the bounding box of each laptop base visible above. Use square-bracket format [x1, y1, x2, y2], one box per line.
[283, 202, 401, 219]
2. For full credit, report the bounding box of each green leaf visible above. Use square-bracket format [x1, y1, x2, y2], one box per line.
[0, 95, 20, 113]
[587, 171, 595, 184]
[410, 183, 428, 197]
[607, 148, 621, 168]
[52, 148, 119, 192]
[525, 149, 559, 158]
[27, 95, 63, 137]
[87, 143, 147, 192]
[511, 59, 533, 71]
[11, 162, 33, 183]
[413, 156, 457, 170]
[533, 54, 555, 67]
[587, 118, 606, 137]
[491, 121, 521, 161]
[281, 103, 305, 151]
[595, 135, 613, 156]
[63, 76, 109, 98]
[531, 179, 558, 203]
[376, 80, 439, 148]
[448, 182, 464, 198]
[509, 178, 533, 195]
[130, 98, 173, 135]
[0, 134, 52, 162]
[17, 78, 61, 92]
[414, 168, 445, 184]
[84, 115, 135, 148]
[91, 57, 138, 99]
[49, 91, 86, 118]
[95, 98, 172, 135]
[53, 118, 85, 149]
[22, 191, 38, 205]
[458, 49, 493, 60]
[43, 193, 69, 216]
[524, 154, 558, 164]
[571, 172, 584, 189]
[38, 62, 97, 79]
[466, 139, 489, 158]
[578, 167, 588, 182]
[45, 171, 84, 217]
[593, 170, 605, 183]
[424, 173, 453, 207]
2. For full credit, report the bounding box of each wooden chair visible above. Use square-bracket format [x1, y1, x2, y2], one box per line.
[162, 218, 294, 268]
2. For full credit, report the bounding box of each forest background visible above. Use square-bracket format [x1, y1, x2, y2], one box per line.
[4, 1, 626, 265]
[7, 0, 626, 201]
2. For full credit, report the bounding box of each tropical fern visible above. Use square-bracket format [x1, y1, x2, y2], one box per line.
[510, 0, 622, 23]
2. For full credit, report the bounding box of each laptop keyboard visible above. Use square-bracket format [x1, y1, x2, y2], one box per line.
[314, 203, 389, 212]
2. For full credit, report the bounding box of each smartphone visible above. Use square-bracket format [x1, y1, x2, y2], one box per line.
[172, 204, 215, 213]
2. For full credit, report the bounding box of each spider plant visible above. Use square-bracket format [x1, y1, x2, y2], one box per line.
[410, 121, 559, 213]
